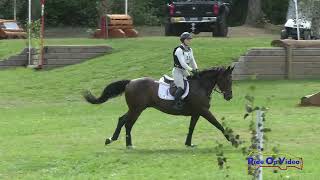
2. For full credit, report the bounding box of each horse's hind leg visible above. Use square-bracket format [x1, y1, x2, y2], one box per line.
[105, 113, 128, 145]
[125, 110, 142, 148]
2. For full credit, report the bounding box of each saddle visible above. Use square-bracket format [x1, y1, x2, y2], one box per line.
[157, 75, 189, 100]
[162, 75, 188, 96]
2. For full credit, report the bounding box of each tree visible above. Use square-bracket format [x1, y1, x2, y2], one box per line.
[97, 0, 110, 17]
[97, 0, 108, 25]
[246, 0, 263, 25]
[31, 0, 41, 20]
[311, 1, 320, 38]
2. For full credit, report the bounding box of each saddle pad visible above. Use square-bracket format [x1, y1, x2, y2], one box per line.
[157, 77, 189, 100]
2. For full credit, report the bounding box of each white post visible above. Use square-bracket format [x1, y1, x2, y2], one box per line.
[256, 110, 264, 180]
[125, 0, 128, 15]
[294, 0, 300, 40]
[28, 0, 32, 65]
[13, 0, 16, 20]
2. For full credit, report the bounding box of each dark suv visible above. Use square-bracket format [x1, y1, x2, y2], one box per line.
[165, 0, 231, 37]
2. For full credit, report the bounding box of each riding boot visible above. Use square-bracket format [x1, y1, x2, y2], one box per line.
[173, 87, 184, 110]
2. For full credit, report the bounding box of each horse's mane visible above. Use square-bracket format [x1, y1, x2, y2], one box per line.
[188, 66, 224, 80]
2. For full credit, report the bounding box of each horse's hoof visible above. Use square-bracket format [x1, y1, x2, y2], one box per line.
[105, 138, 113, 145]
[186, 144, 197, 148]
[224, 134, 230, 141]
[126, 145, 135, 149]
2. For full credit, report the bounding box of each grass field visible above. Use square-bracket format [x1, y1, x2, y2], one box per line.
[0, 37, 319, 179]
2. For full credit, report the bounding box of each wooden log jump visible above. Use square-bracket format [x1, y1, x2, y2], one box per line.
[0, 45, 112, 70]
[232, 40, 320, 80]
[94, 14, 138, 38]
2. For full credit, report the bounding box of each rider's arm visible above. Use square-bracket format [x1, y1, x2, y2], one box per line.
[190, 48, 198, 70]
[175, 48, 193, 71]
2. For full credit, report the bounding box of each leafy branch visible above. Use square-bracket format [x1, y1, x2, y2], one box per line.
[215, 117, 244, 178]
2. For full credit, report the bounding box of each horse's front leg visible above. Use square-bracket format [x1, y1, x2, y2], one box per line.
[185, 115, 200, 147]
[200, 109, 230, 142]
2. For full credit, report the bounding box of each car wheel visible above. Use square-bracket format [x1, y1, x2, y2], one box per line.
[280, 29, 288, 39]
[212, 27, 218, 37]
[174, 28, 181, 36]
[165, 23, 173, 36]
[216, 12, 228, 37]
[304, 30, 311, 40]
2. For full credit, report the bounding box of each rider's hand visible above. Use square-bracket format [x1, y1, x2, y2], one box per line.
[191, 69, 198, 74]
[191, 69, 200, 78]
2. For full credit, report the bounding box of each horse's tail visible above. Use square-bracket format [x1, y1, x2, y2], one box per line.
[83, 80, 131, 104]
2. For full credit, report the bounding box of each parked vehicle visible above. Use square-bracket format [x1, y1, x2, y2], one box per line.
[0, 19, 27, 39]
[164, 0, 232, 37]
[281, 18, 312, 40]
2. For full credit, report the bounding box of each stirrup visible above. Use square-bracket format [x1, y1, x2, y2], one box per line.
[173, 100, 184, 110]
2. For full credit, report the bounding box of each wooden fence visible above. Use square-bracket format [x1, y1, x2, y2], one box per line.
[232, 47, 320, 80]
[0, 45, 112, 69]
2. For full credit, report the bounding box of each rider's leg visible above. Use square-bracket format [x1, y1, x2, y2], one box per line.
[172, 68, 185, 110]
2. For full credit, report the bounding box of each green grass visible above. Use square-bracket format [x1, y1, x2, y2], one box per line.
[0, 39, 26, 59]
[0, 37, 319, 179]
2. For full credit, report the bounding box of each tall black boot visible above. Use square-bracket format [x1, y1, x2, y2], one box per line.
[173, 87, 184, 110]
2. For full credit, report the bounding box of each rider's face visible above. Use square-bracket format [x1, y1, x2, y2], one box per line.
[184, 39, 191, 46]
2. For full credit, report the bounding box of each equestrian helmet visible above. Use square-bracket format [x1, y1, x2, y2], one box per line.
[180, 32, 192, 42]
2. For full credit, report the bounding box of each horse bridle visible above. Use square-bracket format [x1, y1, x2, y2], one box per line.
[211, 79, 224, 95]
[214, 87, 224, 95]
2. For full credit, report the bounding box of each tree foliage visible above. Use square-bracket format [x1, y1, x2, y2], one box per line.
[263, 0, 289, 24]
[0, 0, 291, 27]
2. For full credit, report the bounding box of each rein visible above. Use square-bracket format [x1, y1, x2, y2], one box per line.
[210, 77, 224, 95]
[213, 87, 224, 95]
[191, 68, 227, 96]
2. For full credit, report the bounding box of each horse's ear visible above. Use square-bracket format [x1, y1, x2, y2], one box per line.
[224, 66, 231, 74]
[231, 66, 235, 71]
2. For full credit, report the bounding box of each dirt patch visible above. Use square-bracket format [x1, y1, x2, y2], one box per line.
[44, 25, 280, 38]
[133, 25, 280, 38]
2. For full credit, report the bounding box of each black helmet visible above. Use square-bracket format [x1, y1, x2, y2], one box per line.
[180, 32, 192, 42]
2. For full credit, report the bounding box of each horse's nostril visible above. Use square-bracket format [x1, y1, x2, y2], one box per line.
[225, 95, 232, 101]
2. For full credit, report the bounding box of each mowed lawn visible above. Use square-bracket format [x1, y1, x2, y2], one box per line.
[0, 37, 319, 180]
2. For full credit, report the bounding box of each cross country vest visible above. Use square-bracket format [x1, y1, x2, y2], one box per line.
[173, 45, 191, 69]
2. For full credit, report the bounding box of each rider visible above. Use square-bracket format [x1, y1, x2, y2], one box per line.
[172, 32, 199, 110]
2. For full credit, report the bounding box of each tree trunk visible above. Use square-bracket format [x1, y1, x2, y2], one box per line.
[311, 1, 320, 39]
[97, 0, 108, 26]
[245, 0, 263, 25]
[98, 0, 108, 17]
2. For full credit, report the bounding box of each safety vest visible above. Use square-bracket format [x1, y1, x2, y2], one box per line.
[173, 45, 191, 69]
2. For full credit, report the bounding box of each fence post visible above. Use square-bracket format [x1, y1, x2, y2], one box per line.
[285, 46, 293, 79]
[256, 110, 264, 180]
[39, 0, 46, 68]
[100, 15, 107, 39]
[28, 0, 32, 66]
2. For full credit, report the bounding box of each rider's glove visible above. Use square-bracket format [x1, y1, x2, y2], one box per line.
[191, 69, 200, 78]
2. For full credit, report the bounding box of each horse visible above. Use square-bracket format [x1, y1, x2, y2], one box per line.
[83, 66, 234, 148]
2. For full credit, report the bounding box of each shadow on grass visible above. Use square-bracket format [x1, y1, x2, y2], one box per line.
[126, 148, 216, 155]
[98, 146, 239, 155]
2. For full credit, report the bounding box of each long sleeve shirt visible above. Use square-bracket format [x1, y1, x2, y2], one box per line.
[174, 44, 198, 71]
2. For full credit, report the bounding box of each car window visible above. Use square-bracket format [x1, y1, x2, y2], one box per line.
[3, 22, 20, 30]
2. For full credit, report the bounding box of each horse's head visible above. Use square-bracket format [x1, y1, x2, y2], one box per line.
[216, 66, 234, 101]
[192, 66, 234, 100]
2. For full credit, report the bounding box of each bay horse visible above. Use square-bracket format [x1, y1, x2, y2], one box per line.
[83, 66, 234, 148]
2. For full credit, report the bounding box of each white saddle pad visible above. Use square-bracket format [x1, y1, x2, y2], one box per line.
[157, 77, 189, 100]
